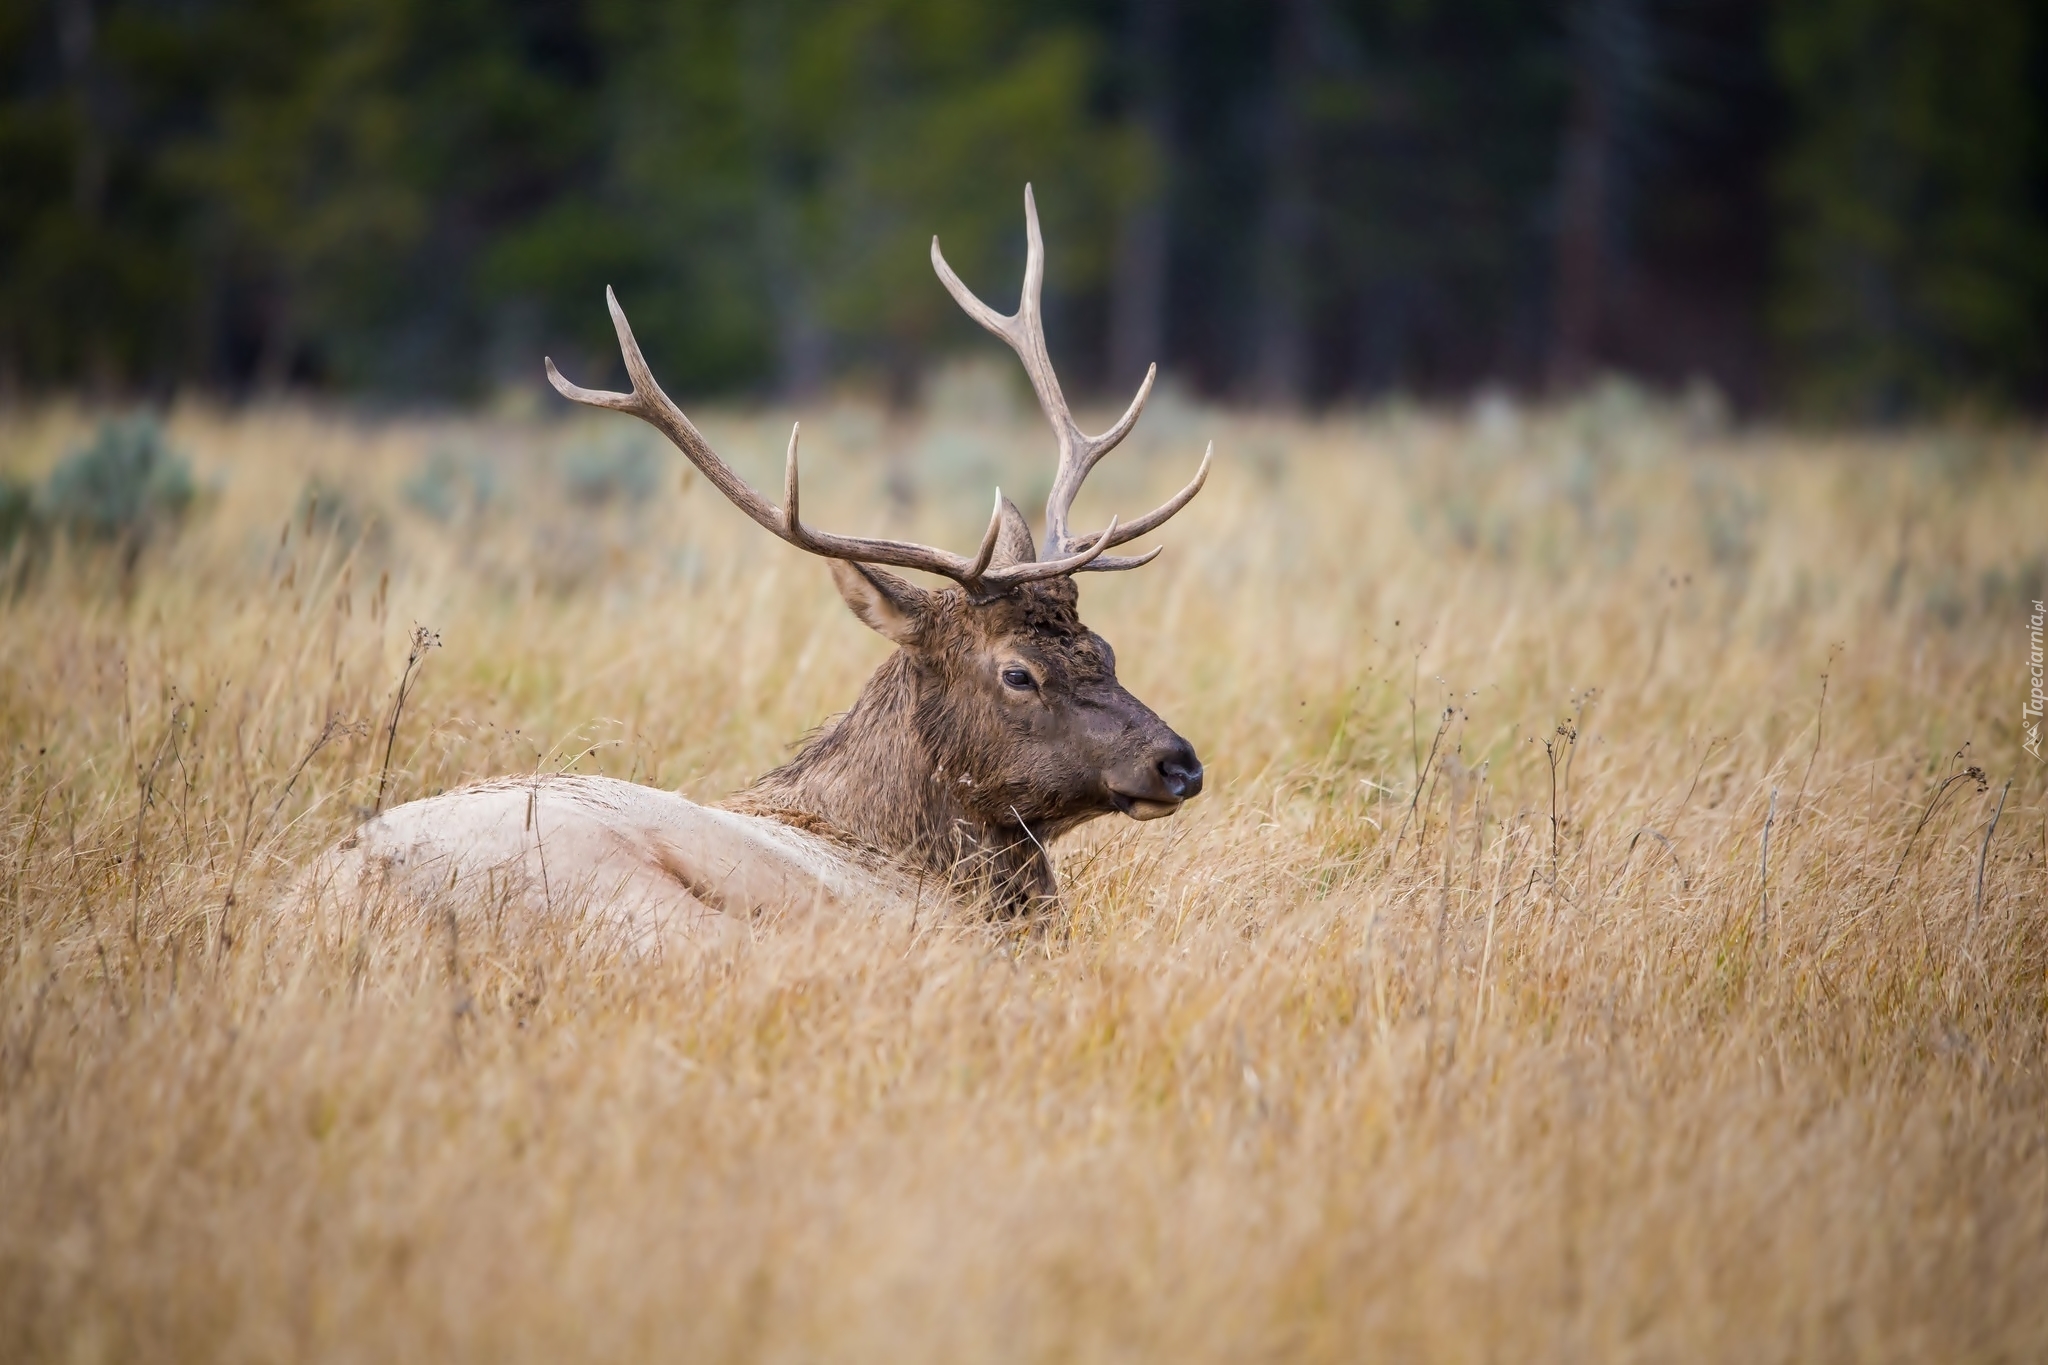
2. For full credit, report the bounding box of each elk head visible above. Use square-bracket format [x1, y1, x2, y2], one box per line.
[827, 510, 1203, 835]
[545, 186, 1209, 892]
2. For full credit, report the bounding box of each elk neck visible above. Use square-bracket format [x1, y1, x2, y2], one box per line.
[725, 650, 1059, 915]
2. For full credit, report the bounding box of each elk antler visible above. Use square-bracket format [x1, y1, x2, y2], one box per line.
[546, 187, 1205, 589]
[546, 289, 1116, 589]
[931, 184, 1210, 567]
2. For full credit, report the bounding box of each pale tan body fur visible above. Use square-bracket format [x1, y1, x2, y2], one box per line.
[295, 776, 918, 951]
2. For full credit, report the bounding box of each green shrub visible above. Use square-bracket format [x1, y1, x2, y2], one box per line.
[0, 475, 34, 554]
[40, 417, 197, 544]
[403, 449, 499, 523]
[560, 432, 660, 508]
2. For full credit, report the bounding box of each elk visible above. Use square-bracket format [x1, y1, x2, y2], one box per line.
[299, 188, 1210, 945]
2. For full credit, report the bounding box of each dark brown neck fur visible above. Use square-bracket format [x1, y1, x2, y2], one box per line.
[724, 652, 1062, 916]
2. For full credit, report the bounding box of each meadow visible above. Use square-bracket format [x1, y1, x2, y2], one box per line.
[1, 386, 2043, 1362]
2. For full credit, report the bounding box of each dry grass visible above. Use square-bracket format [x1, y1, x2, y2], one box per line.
[1, 392, 2044, 1362]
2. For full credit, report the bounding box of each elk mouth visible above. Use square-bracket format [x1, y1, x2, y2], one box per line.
[1109, 790, 1184, 821]
[1106, 742, 1202, 821]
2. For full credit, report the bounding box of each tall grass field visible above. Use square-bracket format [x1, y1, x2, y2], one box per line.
[2, 392, 2044, 1361]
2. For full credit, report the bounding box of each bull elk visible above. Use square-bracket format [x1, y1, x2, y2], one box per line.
[300, 188, 1210, 943]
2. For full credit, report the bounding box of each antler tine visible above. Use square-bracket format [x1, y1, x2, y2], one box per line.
[1077, 545, 1165, 574]
[782, 422, 803, 537]
[965, 489, 1005, 582]
[1043, 362, 1162, 554]
[1085, 362, 1157, 464]
[548, 287, 787, 541]
[929, 236, 1013, 341]
[542, 356, 636, 413]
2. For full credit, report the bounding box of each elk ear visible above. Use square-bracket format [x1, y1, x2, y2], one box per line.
[829, 560, 930, 644]
[989, 495, 1038, 568]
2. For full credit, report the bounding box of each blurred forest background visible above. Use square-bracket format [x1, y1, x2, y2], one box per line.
[2, 0, 2043, 418]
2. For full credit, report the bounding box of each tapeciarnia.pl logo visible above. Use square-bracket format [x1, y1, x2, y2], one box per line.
[2027, 599, 2045, 761]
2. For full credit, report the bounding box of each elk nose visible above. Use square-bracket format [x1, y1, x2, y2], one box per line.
[1157, 742, 1204, 800]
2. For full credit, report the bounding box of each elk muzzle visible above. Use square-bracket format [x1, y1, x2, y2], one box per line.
[1107, 733, 1204, 821]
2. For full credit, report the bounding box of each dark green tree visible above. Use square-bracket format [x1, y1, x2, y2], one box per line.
[0, 0, 205, 389]
[172, 0, 604, 392]
[3, 0, 2045, 414]
[1772, 0, 2046, 417]
[539, 0, 1136, 400]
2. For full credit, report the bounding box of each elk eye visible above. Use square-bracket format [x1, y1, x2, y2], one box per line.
[1001, 666, 1037, 691]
